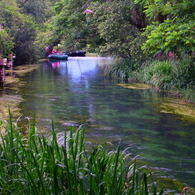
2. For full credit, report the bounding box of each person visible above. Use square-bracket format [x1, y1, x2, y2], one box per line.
[51, 49, 57, 54]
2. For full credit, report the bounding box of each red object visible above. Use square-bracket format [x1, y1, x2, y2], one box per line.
[51, 49, 57, 54]
[53, 62, 59, 68]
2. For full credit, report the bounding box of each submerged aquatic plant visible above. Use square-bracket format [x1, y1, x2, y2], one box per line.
[0, 115, 174, 194]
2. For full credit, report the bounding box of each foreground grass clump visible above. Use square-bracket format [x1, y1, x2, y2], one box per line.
[0, 117, 166, 195]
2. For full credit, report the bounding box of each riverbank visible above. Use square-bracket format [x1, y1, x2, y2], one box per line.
[103, 58, 195, 121]
[0, 64, 41, 120]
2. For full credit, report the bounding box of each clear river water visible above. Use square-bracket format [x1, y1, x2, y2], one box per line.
[1, 57, 195, 190]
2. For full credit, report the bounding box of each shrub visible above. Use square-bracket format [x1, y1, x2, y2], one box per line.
[137, 60, 175, 90]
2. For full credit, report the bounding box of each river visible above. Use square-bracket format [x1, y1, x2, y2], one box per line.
[1, 56, 195, 190]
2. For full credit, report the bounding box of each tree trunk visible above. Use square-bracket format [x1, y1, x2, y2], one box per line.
[129, 8, 146, 31]
[155, 51, 175, 61]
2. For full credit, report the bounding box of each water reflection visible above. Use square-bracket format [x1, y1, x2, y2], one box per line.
[1, 57, 195, 189]
[47, 57, 111, 78]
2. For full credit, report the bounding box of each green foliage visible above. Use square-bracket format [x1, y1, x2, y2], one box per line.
[137, 60, 175, 90]
[88, 0, 146, 58]
[136, 59, 195, 102]
[104, 58, 142, 80]
[0, 117, 166, 194]
[39, 0, 148, 57]
[135, 0, 195, 57]
[17, 0, 52, 24]
[12, 19, 38, 65]
[106, 57, 195, 102]
[0, 29, 14, 57]
[0, 0, 38, 65]
[180, 88, 195, 104]
[142, 19, 195, 57]
[2, 0, 195, 69]
[104, 49, 151, 81]
[36, 0, 88, 52]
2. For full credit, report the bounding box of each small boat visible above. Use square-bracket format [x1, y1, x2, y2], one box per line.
[66, 50, 86, 57]
[48, 53, 68, 60]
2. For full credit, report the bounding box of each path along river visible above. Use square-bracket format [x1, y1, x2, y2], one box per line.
[0, 56, 195, 190]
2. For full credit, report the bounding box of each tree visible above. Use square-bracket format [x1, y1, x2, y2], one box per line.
[36, 0, 93, 55]
[0, 0, 37, 65]
[16, 0, 56, 24]
[0, 27, 14, 57]
[85, 0, 148, 59]
[41, 0, 148, 60]
[135, 0, 195, 58]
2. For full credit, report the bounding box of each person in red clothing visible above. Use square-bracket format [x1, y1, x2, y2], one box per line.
[51, 49, 57, 54]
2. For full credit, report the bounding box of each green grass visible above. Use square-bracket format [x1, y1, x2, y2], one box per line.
[137, 59, 195, 103]
[105, 58, 195, 103]
[137, 60, 175, 90]
[0, 114, 174, 194]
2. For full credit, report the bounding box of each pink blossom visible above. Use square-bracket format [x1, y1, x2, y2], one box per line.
[83, 9, 94, 14]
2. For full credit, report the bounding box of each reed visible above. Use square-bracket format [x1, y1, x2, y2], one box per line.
[0, 117, 165, 194]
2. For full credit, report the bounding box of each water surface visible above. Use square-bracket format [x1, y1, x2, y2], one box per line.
[1, 57, 195, 189]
